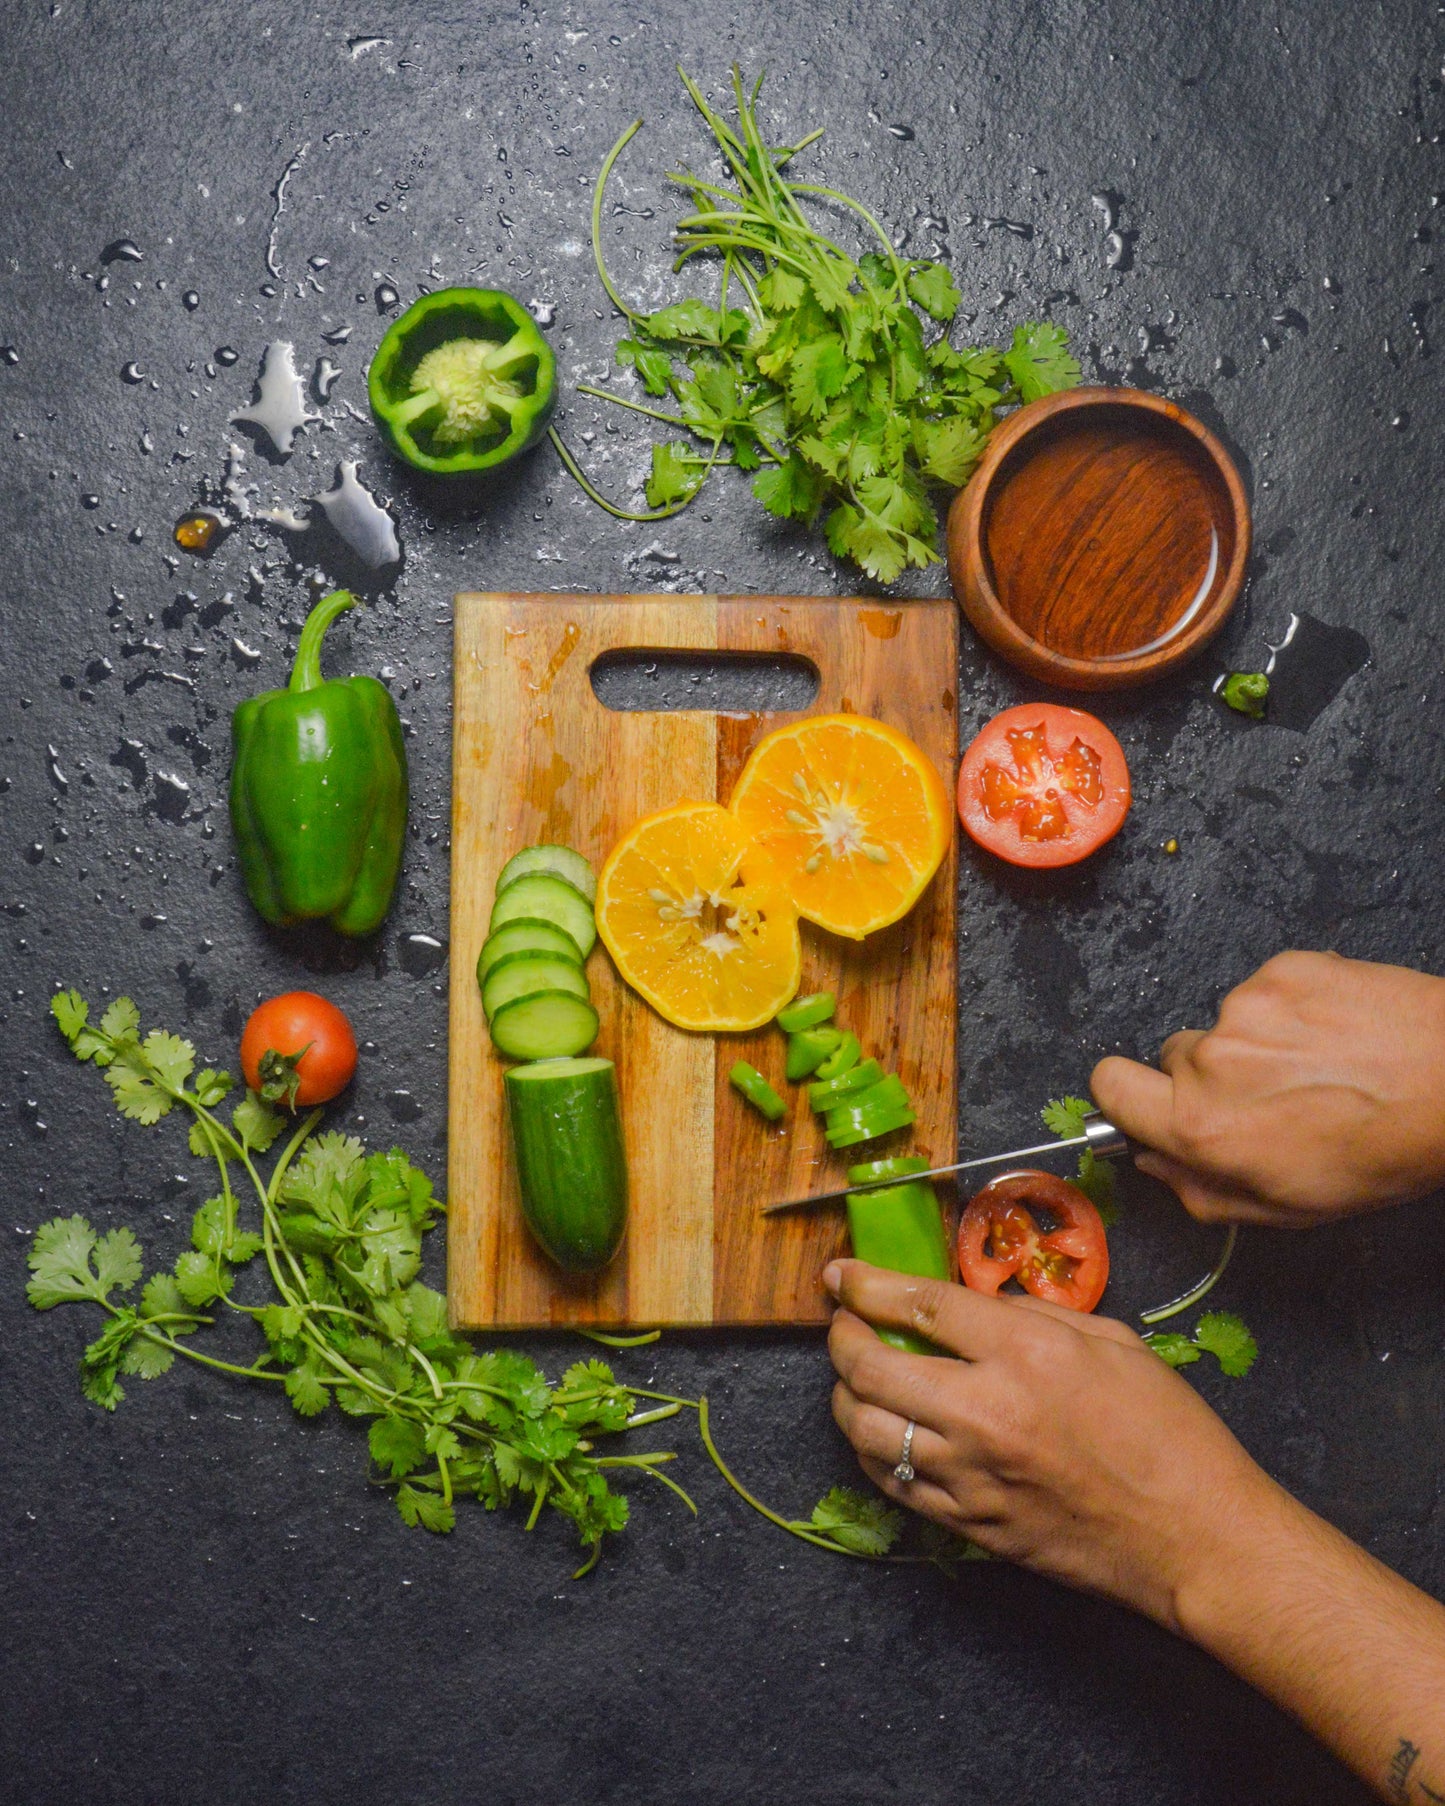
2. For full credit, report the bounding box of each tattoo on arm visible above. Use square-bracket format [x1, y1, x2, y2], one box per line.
[1387, 1737, 1445, 1804]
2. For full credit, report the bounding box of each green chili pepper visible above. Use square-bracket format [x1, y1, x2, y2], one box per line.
[846, 1155, 931, 1185]
[368, 287, 556, 476]
[814, 1031, 861, 1082]
[230, 589, 408, 937]
[785, 1025, 843, 1081]
[845, 1180, 950, 1353]
[824, 1075, 916, 1147]
[808, 1058, 885, 1111]
[730, 1061, 787, 1122]
[776, 991, 836, 1033]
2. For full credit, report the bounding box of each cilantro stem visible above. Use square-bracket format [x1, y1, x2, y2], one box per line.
[574, 384, 691, 430]
[548, 424, 724, 521]
[139, 1325, 287, 1382]
[623, 1403, 682, 1428]
[591, 115, 648, 322]
[596, 1452, 698, 1515]
[575, 1325, 662, 1348]
[409, 1344, 446, 1401]
[1140, 1224, 1240, 1325]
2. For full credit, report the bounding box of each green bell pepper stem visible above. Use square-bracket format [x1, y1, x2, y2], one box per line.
[289, 588, 357, 693]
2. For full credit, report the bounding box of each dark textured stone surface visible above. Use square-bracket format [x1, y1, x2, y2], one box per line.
[0, 3, 1440, 1802]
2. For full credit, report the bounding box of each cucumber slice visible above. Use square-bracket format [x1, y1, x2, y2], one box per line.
[489, 990, 599, 1059]
[488, 872, 596, 958]
[496, 844, 597, 904]
[477, 917, 584, 985]
[505, 1056, 627, 1271]
[482, 951, 590, 1021]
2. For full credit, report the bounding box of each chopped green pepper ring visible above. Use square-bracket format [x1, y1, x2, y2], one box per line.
[846, 1154, 931, 1185]
[827, 1108, 916, 1150]
[368, 287, 556, 476]
[785, 1026, 843, 1081]
[814, 1031, 861, 1083]
[776, 991, 836, 1033]
[846, 1180, 951, 1353]
[730, 1060, 786, 1122]
[824, 1073, 911, 1131]
[809, 1058, 885, 1111]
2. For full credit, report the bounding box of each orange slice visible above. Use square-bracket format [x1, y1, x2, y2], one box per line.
[730, 713, 951, 939]
[596, 801, 801, 1032]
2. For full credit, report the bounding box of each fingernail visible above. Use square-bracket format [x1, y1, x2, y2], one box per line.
[822, 1261, 842, 1297]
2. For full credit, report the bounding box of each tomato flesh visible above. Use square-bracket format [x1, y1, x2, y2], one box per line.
[958, 703, 1130, 869]
[957, 1169, 1109, 1312]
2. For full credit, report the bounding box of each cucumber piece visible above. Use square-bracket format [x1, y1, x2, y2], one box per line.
[496, 843, 597, 905]
[505, 1056, 627, 1271]
[808, 1058, 885, 1110]
[846, 1154, 931, 1185]
[777, 991, 836, 1033]
[482, 951, 590, 1021]
[477, 917, 584, 985]
[488, 872, 596, 958]
[489, 990, 599, 1059]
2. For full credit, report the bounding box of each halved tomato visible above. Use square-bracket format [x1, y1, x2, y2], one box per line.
[957, 703, 1130, 869]
[958, 1169, 1109, 1312]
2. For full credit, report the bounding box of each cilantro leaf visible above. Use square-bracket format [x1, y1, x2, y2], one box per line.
[193, 1067, 234, 1108]
[644, 442, 705, 508]
[1193, 1311, 1259, 1378]
[807, 1486, 903, 1556]
[232, 1090, 284, 1154]
[1003, 322, 1081, 403]
[1145, 1333, 1201, 1369]
[396, 1484, 456, 1533]
[906, 262, 961, 322]
[284, 1360, 329, 1417]
[80, 1314, 138, 1411]
[615, 336, 675, 396]
[369, 1414, 427, 1480]
[120, 1333, 175, 1380]
[140, 1272, 193, 1320]
[752, 454, 823, 521]
[913, 415, 987, 486]
[174, 1249, 227, 1308]
[99, 997, 141, 1043]
[1042, 1095, 1092, 1139]
[27, 1216, 141, 1308]
[104, 1045, 177, 1125]
[785, 335, 858, 418]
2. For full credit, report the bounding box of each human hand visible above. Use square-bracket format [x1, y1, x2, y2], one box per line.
[1091, 951, 1445, 1227]
[825, 1260, 1284, 1629]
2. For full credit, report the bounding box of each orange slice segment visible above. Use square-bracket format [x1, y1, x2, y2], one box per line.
[730, 713, 951, 939]
[596, 800, 801, 1032]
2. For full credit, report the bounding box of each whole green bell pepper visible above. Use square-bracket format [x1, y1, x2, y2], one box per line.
[230, 589, 407, 936]
[368, 286, 556, 476]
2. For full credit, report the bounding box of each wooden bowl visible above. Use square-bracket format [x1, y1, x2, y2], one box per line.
[946, 387, 1250, 690]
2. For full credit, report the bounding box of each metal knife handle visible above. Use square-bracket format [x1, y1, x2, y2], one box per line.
[1082, 1115, 1128, 1159]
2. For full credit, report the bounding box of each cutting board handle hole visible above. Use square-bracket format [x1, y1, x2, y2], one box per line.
[589, 649, 820, 714]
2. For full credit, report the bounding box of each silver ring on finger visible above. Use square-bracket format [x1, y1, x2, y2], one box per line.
[892, 1419, 917, 1483]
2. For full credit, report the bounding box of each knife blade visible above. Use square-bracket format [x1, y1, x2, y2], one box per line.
[759, 1115, 1129, 1216]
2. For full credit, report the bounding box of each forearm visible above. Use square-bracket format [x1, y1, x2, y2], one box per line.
[1175, 1475, 1445, 1802]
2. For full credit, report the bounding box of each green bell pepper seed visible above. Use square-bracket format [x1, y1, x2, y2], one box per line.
[730, 1061, 786, 1122]
[814, 1031, 861, 1082]
[776, 991, 836, 1033]
[785, 1026, 843, 1081]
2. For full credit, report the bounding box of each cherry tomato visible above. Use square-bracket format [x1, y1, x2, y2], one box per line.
[958, 1169, 1109, 1312]
[957, 702, 1130, 869]
[240, 991, 357, 1108]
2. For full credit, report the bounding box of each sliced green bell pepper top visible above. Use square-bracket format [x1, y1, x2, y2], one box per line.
[368, 287, 556, 475]
[230, 589, 408, 937]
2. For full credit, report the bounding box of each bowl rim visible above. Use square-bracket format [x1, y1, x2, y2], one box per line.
[945, 385, 1252, 690]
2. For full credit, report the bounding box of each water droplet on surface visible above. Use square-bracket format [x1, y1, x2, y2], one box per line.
[311, 461, 401, 568]
[885, 122, 915, 140]
[982, 215, 1033, 238]
[1091, 191, 1119, 231]
[0, 346, 18, 366]
[80, 493, 100, 509]
[215, 345, 239, 366]
[120, 361, 145, 384]
[528, 299, 556, 328]
[375, 282, 400, 311]
[347, 34, 390, 57]
[321, 324, 352, 345]
[173, 511, 225, 555]
[1263, 611, 1371, 731]
[101, 238, 143, 264]
[230, 340, 316, 457]
[1104, 229, 1134, 270]
[308, 255, 330, 271]
[399, 933, 447, 977]
[152, 772, 192, 823]
[23, 843, 44, 866]
[312, 356, 342, 402]
[386, 1089, 423, 1123]
[1389, 411, 1409, 431]
[230, 638, 263, 666]
[183, 290, 200, 310]
[46, 746, 68, 791]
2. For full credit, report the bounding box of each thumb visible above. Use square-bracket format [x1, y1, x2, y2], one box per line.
[1090, 1054, 1180, 1156]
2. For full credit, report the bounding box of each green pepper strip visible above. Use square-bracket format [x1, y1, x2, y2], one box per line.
[814, 1031, 861, 1083]
[776, 991, 836, 1033]
[785, 1026, 842, 1081]
[729, 1061, 786, 1122]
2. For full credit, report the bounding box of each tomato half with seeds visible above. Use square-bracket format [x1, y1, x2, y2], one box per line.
[958, 1170, 1109, 1312]
[240, 991, 357, 1109]
[957, 703, 1130, 869]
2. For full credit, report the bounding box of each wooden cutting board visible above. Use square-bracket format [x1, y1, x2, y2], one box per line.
[447, 593, 957, 1330]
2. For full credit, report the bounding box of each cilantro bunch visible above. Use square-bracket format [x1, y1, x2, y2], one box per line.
[553, 67, 1080, 584]
[31, 989, 978, 1575]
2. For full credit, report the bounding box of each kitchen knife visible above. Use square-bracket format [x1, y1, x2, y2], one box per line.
[760, 1114, 1129, 1216]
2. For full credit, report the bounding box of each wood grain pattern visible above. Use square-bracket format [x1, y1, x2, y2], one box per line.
[448, 593, 957, 1330]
